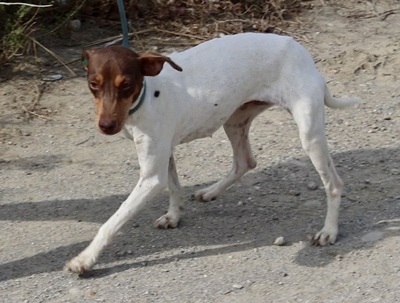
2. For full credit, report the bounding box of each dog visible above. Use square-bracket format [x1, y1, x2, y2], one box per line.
[65, 33, 360, 274]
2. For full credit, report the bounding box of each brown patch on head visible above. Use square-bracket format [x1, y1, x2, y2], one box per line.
[83, 46, 146, 135]
[83, 46, 182, 135]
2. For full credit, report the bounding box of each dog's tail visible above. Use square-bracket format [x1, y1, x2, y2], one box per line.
[324, 84, 361, 109]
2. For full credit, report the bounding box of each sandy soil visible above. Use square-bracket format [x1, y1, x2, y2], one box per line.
[1, 1, 400, 302]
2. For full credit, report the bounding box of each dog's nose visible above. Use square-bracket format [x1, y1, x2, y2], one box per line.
[98, 119, 117, 134]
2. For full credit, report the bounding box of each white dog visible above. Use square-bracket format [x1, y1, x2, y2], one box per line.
[65, 33, 359, 273]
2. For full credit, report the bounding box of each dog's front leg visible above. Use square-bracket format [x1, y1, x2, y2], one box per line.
[65, 141, 170, 274]
[155, 155, 184, 229]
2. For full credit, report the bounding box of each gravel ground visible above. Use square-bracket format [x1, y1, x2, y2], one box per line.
[1, 1, 400, 302]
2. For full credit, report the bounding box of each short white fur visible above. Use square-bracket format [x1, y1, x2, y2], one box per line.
[65, 33, 360, 274]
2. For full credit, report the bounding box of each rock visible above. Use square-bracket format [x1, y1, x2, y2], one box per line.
[274, 236, 286, 246]
[289, 190, 300, 196]
[69, 19, 81, 31]
[232, 284, 244, 289]
[307, 181, 318, 190]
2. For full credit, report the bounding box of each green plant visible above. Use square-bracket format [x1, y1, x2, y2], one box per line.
[0, 4, 38, 62]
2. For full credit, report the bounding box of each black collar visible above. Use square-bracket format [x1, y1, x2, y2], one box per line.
[128, 80, 146, 116]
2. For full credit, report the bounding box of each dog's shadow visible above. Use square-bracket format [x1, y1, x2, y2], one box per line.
[1, 147, 400, 281]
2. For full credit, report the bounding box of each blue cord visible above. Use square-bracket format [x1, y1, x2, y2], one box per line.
[116, 0, 129, 48]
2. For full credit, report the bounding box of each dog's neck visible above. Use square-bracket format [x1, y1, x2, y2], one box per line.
[128, 80, 147, 116]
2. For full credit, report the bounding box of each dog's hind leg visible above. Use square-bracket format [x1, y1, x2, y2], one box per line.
[194, 101, 270, 202]
[291, 99, 344, 246]
[155, 155, 184, 228]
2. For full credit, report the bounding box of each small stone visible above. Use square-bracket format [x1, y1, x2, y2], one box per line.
[335, 254, 343, 261]
[69, 19, 81, 31]
[233, 284, 244, 289]
[307, 181, 318, 190]
[289, 190, 300, 196]
[274, 236, 286, 246]
[86, 289, 96, 297]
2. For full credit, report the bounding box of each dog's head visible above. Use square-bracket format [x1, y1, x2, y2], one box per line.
[82, 46, 182, 135]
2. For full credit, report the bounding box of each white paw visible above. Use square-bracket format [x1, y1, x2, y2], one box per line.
[64, 254, 95, 274]
[194, 188, 218, 202]
[154, 213, 180, 229]
[311, 227, 338, 246]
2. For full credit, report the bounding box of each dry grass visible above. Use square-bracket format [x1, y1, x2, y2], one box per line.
[82, 0, 310, 50]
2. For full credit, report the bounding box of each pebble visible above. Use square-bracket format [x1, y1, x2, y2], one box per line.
[232, 284, 244, 289]
[307, 181, 318, 190]
[289, 190, 300, 196]
[69, 19, 81, 31]
[274, 236, 286, 246]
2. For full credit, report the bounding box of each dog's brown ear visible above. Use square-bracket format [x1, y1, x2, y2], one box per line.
[138, 53, 182, 76]
[81, 49, 95, 71]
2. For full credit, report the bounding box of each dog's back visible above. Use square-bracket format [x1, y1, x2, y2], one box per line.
[164, 33, 321, 109]
[148, 33, 323, 144]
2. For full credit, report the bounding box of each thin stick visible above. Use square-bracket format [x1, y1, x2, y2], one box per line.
[30, 37, 76, 76]
[21, 105, 52, 120]
[153, 41, 201, 46]
[154, 28, 207, 40]
[85, 28, 207, 48]
[30, 84, 42, 111]
[0, 2, 52, 7]
[84, 29, 161, 48]
[26, 111, 52, 120]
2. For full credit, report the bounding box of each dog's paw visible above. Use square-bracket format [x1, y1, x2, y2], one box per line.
[155, 213, 180, 229]
[64, 254, 95, 274]
[194, 188, 218, 202]
[310, 227, 338, 246]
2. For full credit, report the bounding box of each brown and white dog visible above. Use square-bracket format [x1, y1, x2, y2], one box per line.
[65, 33, 360, 274]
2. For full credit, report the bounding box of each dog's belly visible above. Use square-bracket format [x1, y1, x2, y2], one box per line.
[177, 101, 272, 145]
[178, 118, 225, 144]
[179, 127, 219, 144]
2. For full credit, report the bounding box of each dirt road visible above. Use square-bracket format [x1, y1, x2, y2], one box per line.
[1, 1, 400, 302]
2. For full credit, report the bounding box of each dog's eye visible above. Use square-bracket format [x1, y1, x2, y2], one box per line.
[89, 81, 98, 90]
[120, 82, 131, 90]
